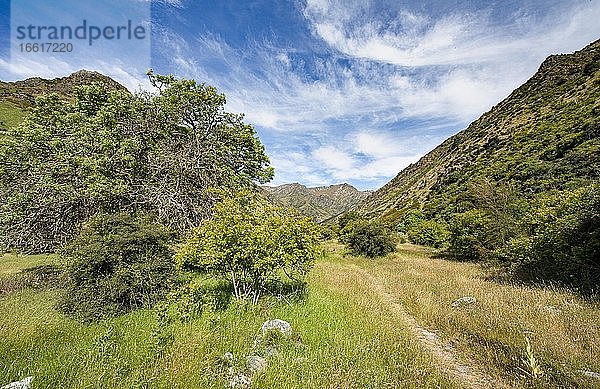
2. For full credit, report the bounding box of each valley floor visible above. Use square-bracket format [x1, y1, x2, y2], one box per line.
[1, 243, 598, 388]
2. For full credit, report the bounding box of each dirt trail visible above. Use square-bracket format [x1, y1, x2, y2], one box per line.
[343, 263, 508, 389]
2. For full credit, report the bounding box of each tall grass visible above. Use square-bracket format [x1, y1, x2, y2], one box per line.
[346, 242, 600, 388]
[0, 250, 457, 388]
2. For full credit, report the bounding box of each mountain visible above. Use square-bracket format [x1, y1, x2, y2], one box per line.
[357, 39, 600, 221]
[0, 70, 127, 130]
[262, 183, 371, 222]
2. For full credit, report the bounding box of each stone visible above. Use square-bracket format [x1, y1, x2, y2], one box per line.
[246, 355, 267, 374]
[578, 370, 600, 379]
[1, 377, 33, 389]
[222, 352, 234, 364]
[261, 319, 292, 338]
[451, 296, 477, 308]
[228, 373, 251, 388]
[543, 305, 562, 315]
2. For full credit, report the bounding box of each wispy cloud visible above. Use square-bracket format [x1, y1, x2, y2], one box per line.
[4, 0, 599, 189]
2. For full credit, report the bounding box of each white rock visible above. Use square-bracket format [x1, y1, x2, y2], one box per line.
[228, 373, 251, 388]
[452, 296, 476, 308]
[543, 305, 562, 314]
[246, 355, 267, 374]
[579, 370, 600, 379]
[223, 352, 234, 364]
[1, 377, 33, 389]
[261, 319, 292, 338]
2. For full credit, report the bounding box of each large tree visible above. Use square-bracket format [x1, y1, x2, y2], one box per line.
[0, 72, 273, 252]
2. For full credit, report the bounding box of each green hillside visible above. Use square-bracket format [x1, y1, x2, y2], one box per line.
[0, 101, 25, 131]
[358, 39, 600, 221]
[0, 70, 127, 131]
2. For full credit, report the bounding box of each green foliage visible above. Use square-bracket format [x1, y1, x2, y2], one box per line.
[447, 210, 492, 261]
[407, 219, 449, 248]
[161, 277, 232, 321]
[59, 212, 176, 321]
[340, 219, 397, 258]
[0, 73, 273, 252]
[395, 209, 425, 233]
[338, 210, 363, 230]
[496, 182, 600, 293]
[176, 191, 321, 302]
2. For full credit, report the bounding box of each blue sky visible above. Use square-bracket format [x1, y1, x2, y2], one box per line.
[1, 0, 600, 189]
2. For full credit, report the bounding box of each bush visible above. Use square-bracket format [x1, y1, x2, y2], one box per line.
[407, 219, 449, 248]
[447, 210, 492, 261]
[496, 182, 600, 293]
[395, 209, 425, 234]
[338, 211, 364, 230]
[60, 212, 176, 321]
[176, 191, 321, 303]
[340, 219, 397, 258]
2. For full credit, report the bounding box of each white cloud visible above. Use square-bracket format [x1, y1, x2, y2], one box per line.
[313, 146, 356, 171]
[303, 0, 600, 67]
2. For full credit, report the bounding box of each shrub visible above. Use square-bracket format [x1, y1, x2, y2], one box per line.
[496, 182, 600, 293]
[176, 191, 321, 303]
[447, 210, 492, 261]
[407, 219, 449, 248]
[396, 209, 425, 234]
[59, 212, 176, 321]
[340, 219, 397, 258]
[338, 211, 364, 230]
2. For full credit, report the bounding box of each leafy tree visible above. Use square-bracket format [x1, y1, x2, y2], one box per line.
[340, 219, 397, 258]
[59, 212, 176, 321]
[0, 73, 273, 252]
[175, 191, 321, 303]
[338, 210, 363, 230]
[395, 209, 425, 234]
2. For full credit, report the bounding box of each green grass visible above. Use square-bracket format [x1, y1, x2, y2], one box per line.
[0, 100, 26, 130]
[0, 253, 58, 276]
[2, 243, 598, 388]
[0, 249, 457, 388]
[344, 243, 600, 388]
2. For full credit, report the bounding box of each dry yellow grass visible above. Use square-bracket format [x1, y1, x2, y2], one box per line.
[325, 241, 600, 388]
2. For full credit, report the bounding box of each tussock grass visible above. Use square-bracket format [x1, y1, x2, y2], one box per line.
[344, 242, 600, 388]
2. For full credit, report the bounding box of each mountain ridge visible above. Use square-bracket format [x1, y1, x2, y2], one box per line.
[357, 39, 600, 220]
[262, 183, 371, 222]
[0, 70, 128, 130]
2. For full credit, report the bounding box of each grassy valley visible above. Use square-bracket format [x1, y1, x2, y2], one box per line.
[1, 244, 598, 388]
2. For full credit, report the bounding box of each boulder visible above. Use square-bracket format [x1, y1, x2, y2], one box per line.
[578, 370, 600, 379]
[261, 319, 292, 338]
[228, 373, 251, 388]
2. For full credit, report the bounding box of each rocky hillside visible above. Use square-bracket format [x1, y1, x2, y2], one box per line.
[262, 183, 371, 222]
[0, 70, 127, 130]
[357, 39, 600, 220]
